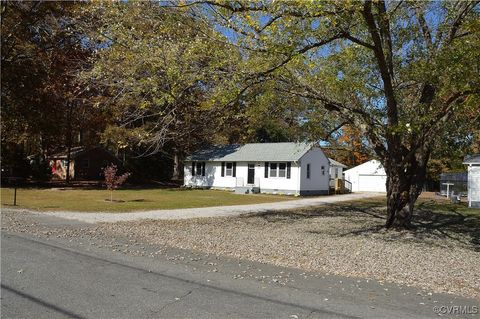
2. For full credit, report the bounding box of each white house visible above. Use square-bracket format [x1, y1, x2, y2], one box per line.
[464, 154, 480, 208]
[184, 142, 330, 196]
[343, 159, 387, 192]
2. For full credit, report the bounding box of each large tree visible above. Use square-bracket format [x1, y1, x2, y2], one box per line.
[195, 0, 480, 228]
[1, 2, 104, 179]
[78, 3, 241, 163]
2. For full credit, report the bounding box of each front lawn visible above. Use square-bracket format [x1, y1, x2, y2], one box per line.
[0, 188, 294, 212]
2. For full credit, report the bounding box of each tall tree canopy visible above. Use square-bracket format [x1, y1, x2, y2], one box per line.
[1, 2, 105, 177]
[195, 0, 480, 228]
[78, 2, 242, 158]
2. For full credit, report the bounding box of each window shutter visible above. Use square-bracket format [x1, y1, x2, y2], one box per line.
[264, 162, 269, 178]
[192, 162, 195, 176]
[202, 162, 206, 176]
[287, 162, 291, 179]
[232, 162, 236, 177]
[221, 162, 225, 177]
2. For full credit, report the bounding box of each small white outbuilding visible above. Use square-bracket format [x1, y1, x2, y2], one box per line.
[463, 154, 480, 208]
[343, 159, 387, 193]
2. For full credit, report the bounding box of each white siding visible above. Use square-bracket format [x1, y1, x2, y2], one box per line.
[467, 165, 480, 207]
[260, 162, 300, 193]
[184, 161, 301, 193]
[184, 146, 331, 195]
[184, 161, 236, 188]
[299, 147, 330, 192]
[344, 160, 387, 192]
[329, 166, 344, 180]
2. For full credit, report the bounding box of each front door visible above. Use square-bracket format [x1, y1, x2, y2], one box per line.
[247, 164, 255, 184]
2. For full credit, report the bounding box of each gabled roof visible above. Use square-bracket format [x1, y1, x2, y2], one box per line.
[48, 146, 114, 160]
[464, 154, 480, 164]
[328, 158, 347, 168]
[343, 159, 386, 175]
[186, 142, 316, 162]
[49, 146, 86, 159]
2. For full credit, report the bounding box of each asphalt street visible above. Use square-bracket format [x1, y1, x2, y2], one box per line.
[1, 232, 478, 319]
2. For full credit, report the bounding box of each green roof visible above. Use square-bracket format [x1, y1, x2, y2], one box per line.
[186, 142, 315, 162]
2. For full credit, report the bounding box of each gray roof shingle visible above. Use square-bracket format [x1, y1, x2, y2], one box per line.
[186, 142, 315, 162]
[328, 158, 347, 168]
[464, 154, 480, 164]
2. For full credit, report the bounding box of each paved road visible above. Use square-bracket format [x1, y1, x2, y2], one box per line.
[20, 192, 382, 223]
[2, 232, 477, 319]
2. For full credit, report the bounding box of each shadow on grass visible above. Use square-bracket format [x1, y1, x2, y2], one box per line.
[248, 200, 480, 251]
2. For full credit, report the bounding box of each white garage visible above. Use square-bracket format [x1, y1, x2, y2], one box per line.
[344, 160, 387, 193]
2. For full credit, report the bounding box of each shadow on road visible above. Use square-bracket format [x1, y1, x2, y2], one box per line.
[1, 284, 87, 319]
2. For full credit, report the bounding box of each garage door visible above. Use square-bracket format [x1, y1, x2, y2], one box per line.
[358, 175, 387, 192]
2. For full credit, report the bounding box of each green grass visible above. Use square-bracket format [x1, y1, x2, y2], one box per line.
[0, 188, 295, 212]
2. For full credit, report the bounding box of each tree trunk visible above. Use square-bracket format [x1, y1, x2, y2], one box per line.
[65, 102, 73, 184]
[65, 142, 72, 183]
[172, 150, 180, 181]
[385, 172, 410, 229]
[384, 150, 430, 229]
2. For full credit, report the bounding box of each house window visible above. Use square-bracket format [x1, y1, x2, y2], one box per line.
[196, 162, 203, 176]
[307, 164, 311, 179]
[278, 163, 286, 177]
[61, 160, 68, 168]
[192, 161, 205, 176]
[270, 163, 277, 177]
[268, 162, 290, 178]
[321, 166, 325, 175]
[226, 162, 233, 176]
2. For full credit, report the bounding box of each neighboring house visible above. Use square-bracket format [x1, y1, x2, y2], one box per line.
[343, 159, 387, 192]
[463, 154, 480, 208]
[184, 142, 330, 196]
[48, 146, 119, 180]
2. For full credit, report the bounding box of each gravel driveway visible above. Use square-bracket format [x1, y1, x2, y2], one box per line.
[13, 192, 382, 223]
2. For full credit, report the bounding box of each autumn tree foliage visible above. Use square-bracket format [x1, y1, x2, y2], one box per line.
[332, 125, 370, 167]
[200, 1, 480, 228]
[104, 164, 130, 202]
[1, 2, 110, 180]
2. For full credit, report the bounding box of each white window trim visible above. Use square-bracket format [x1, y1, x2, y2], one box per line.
[225, 162, 234, 177]
[269, 162, 288, 179]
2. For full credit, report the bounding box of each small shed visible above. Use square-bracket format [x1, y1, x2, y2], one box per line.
[343, 159, 387, 193]
[463, 154, 480, 208]
[48, 146, 119, 180]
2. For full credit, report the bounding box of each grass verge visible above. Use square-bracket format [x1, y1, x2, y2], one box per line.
[0, 187, 294, 212]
